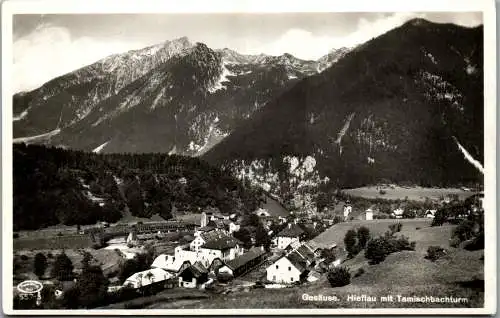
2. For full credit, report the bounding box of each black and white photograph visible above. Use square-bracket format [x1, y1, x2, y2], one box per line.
[2, 0, 496, 315]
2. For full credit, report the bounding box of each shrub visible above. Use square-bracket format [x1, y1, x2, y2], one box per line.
[365, 235, 415, 265]
[387, 235, 415, 253]
[344, 229, 360, 258]
[379, 190, 387, 195]
[34, 252, 48, 278]
[332, 216, 344, 224]
[47, 252, 53, 258]
[365, 237, 391, 264]
[449, 237, 462, 248]
[353, 268, 365, 278]
[463, 231, 484, 251]
[327, 266, 351, 287]
[217, 272, 233, 283]
[357, 227, 371, 249]
[416, 227, 421, 230]
[51, 253, 74, 281]
[452, 220, 475, 242]
[425, 246, 446, 261]
[20, 254, 29, 261]
[388, 222, 402, 234]
[431, 209, 447, 226]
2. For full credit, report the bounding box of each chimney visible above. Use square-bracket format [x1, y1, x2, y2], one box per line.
[261, 245, 265, 252]
[288, 223, 292, 229]
[313, 221, 317, 229]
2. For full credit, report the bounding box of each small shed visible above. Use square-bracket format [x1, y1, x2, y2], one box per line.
[178, 262, 209, 289]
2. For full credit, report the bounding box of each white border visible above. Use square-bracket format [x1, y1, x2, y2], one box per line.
[2, 0, 496, 315]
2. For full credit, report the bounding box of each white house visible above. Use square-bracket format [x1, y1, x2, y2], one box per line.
[425, 209, 437, 218]
[190, 231, 225, 252]
[266, 253, 307, 284]
[123, 268, 172, 289]
[228, 221, 240, 234]
[365, 208, 374, 221]
[178, 262, 209, 288]
[274, 223, 305, 250]
[392, 208, 404, 219]
[199, 236, 244, 267]
[151, 254, 195, 273]
[343, 204, 352, 220]
[255, 208, 270, 217]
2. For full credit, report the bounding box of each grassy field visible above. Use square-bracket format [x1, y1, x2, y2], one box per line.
[13, 235, 95, 250]
[342, 185, 476, 202]
[13, 248, 123, 284]
[311, 218, 434, 250]
[122, 219, 483, 309]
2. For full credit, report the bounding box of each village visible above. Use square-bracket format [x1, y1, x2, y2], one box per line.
[14, 186, 471, 311]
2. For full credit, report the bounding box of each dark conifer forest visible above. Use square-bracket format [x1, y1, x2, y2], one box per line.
[13, 143, 263, 231]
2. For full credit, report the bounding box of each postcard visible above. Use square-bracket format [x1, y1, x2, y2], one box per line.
[2, 0, 496, 315]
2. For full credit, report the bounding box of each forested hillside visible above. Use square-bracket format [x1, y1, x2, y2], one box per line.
[13, 144, 263, 231]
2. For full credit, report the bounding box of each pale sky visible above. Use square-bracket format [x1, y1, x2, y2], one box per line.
[13, 12, 482, 93]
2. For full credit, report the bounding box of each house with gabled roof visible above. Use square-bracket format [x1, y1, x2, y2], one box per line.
[151, 254, 193, 274]
[123, 268, 173, 289]
[217, 246, 266, 278]
[200, 236, 244, 266]
[274, 223, 305, 249]
[178, 262, 209, 288]
[266, 251, 308, 284]
[190, 230, 226, 252]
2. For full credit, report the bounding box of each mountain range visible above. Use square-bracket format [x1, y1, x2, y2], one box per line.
[13, 38, 348, 156]
[13, 18, 484, 211]
[203, 18, 484, 196]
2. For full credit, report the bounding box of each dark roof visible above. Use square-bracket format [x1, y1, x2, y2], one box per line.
[202, 236, 242, 250]
[296, 244, 315, 261]
[149, 214, 167, 222]
[198, 226, 216, 232]
[285, 251, 308, 273]
[277, 224, 305, 238]
[192, 262, 208, 275]
[226, 247, 266, 271]
[200, 231, 225, 242]
[207, 220, 226, 229]
[181, 262, 208, 278]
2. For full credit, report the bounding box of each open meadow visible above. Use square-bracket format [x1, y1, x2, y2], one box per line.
[342, 186, 476, 202]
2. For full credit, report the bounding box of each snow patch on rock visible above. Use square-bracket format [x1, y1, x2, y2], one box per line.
[453, 136, 483, 174]
[93, 140, 110, 153]
[208, 62, 235, 93]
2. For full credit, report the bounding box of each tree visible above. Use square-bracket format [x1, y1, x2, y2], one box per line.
[255, 225, 271, 250]
[357, 227, 371, 249]
[51, 253, 74, 281]
[75, 265, 109, 308]
[327, 267, 351, 287]
[118, 259, 140, 284]
[233, 228, 252, 248]
[81, 251, 93, 271]
[243, 214, 261, 227]
[365, 237, 390, 264]
[34, 253, 48, 279]
[344, 229, 360, 258]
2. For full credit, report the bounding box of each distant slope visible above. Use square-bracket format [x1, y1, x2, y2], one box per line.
[203, 19, 484, 194]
